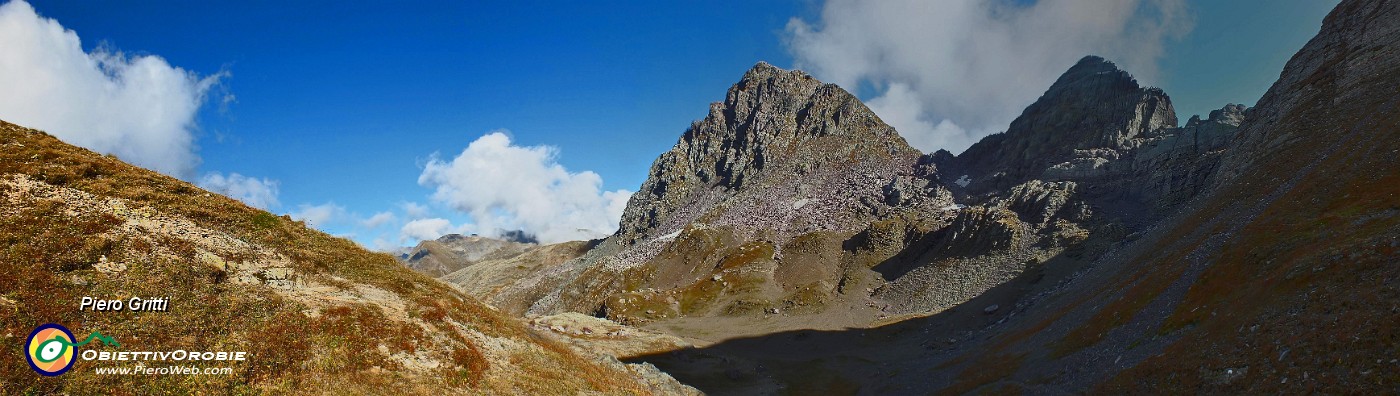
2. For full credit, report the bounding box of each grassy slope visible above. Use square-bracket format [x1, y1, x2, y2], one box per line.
[0, 121, 652, 394]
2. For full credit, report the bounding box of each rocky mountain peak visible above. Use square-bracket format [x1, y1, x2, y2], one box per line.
[956, 55, 1177, 192]
[615, 62, 924, 243]
[737, 60, 787, 82]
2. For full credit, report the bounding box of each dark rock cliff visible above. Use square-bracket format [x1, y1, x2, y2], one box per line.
[956, 56, 1177, 193]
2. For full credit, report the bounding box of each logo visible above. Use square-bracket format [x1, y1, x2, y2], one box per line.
[26, 324, 76, 376]
[25, 323, 119, 376]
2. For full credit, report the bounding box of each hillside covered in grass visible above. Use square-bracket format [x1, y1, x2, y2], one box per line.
[0, 121, 689, 394]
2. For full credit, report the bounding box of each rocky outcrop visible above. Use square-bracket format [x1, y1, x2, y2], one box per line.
[1129, 103, 1246, 210]
[946, 56, 1250, 227]
[1018, 101, 1246, 206]
[870, 178, 1092, 314]
[860, 58, 1236, 316]
[527, 312, 692, 359]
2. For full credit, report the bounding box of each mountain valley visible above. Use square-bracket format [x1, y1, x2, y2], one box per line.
[5, 0, 1396, 394]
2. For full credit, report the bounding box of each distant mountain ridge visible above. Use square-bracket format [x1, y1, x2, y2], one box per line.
[400, 233, 535, 277]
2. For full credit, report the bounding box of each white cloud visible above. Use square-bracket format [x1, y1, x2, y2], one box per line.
[284, 202, 413, 249]
[289, 202, 346, 228]
[0, 0, 224, 178]
[400, 218, 461, 242]
[786, 0, 1191, 154]
[371, 238, 403, 253]
[400, 202, 430, 219]
[865, 83, 990, 155]
[197, 172, 280, 210]
[362, 211, 397, 228]
[418, 131, 633, 244]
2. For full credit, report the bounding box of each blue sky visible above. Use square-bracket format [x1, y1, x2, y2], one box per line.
[2, 0, 1338, 249]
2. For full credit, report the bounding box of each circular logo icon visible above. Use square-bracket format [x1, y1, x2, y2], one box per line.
[26, 323, 77, 376]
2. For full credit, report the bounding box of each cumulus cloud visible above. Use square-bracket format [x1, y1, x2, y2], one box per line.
[197, 172, 280, 210]
[362, 211, 397, 228]
[418, 131, 633, 244]
[0, 0, 224, 178]
[371, 238, 404, 253]
[400, 218, 463, 242]
[865, 83, 988, 155]
[786, 0, 1191, 154]
[280, 202, 416, 250]
[400, 202, 430, 219]
[289, 202, 347, 228]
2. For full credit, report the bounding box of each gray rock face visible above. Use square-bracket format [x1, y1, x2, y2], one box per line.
[866, 59, 1250, 315]
[1002, 180, 1082, 225]
[1025, 101, 1245, 213]
[957, 56, 1177, 192]
[1130, 103, 1247, 210]
[870, 177, 1094, 314]
[947, 56, 1249, 221]
[616, 62, 929, 245]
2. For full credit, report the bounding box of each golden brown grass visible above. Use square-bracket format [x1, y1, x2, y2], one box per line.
[0, 121, 654, 395]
